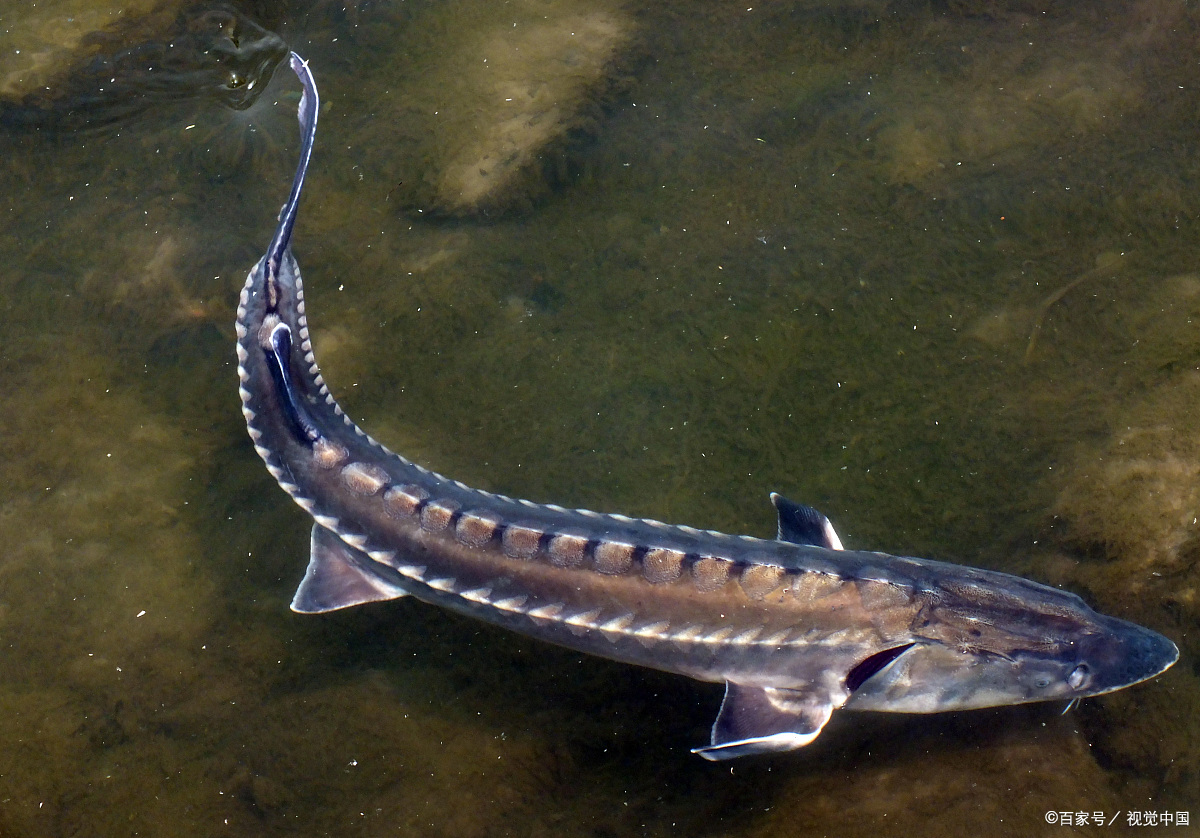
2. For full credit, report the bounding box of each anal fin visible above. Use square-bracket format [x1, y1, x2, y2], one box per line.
[692, 682, 838, 761]
[291, 524, 410, 614]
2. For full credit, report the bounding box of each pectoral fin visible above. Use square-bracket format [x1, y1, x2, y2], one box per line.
[291, 524, 410, 613]
[692, 682, 837, 760]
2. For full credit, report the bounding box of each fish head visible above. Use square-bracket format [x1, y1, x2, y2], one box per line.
[844, 608, 1178, 713]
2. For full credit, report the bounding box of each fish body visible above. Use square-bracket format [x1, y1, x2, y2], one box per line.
[235, 54, 1177, 759]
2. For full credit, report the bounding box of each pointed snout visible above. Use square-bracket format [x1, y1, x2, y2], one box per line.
[1079, 616, 1178, 697]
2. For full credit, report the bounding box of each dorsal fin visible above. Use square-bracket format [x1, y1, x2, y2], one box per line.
[770, 493, 844, 550]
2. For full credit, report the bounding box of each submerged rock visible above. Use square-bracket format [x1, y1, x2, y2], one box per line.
[1049, 373, 1200, 597]
[432, 9, 632, 215]
[0, 0, 182, 101]
[380, 0, 638, 216]
[747, 713, 1120, 838]
[1034, 371, 1200, 801]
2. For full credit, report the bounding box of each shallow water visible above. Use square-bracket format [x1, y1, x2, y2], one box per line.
[0, 0, 1197, 835]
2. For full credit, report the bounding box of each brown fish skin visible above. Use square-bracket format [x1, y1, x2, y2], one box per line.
[234, 55, 1178, 760]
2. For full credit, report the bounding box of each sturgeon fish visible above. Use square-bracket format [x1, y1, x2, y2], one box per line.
[236, 54, 1178, 759]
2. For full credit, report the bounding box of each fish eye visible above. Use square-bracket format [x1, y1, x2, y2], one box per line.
[1068, 664, 1091, 691]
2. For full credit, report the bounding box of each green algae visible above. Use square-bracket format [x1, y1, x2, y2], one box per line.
[0, 0, 1196, 834]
